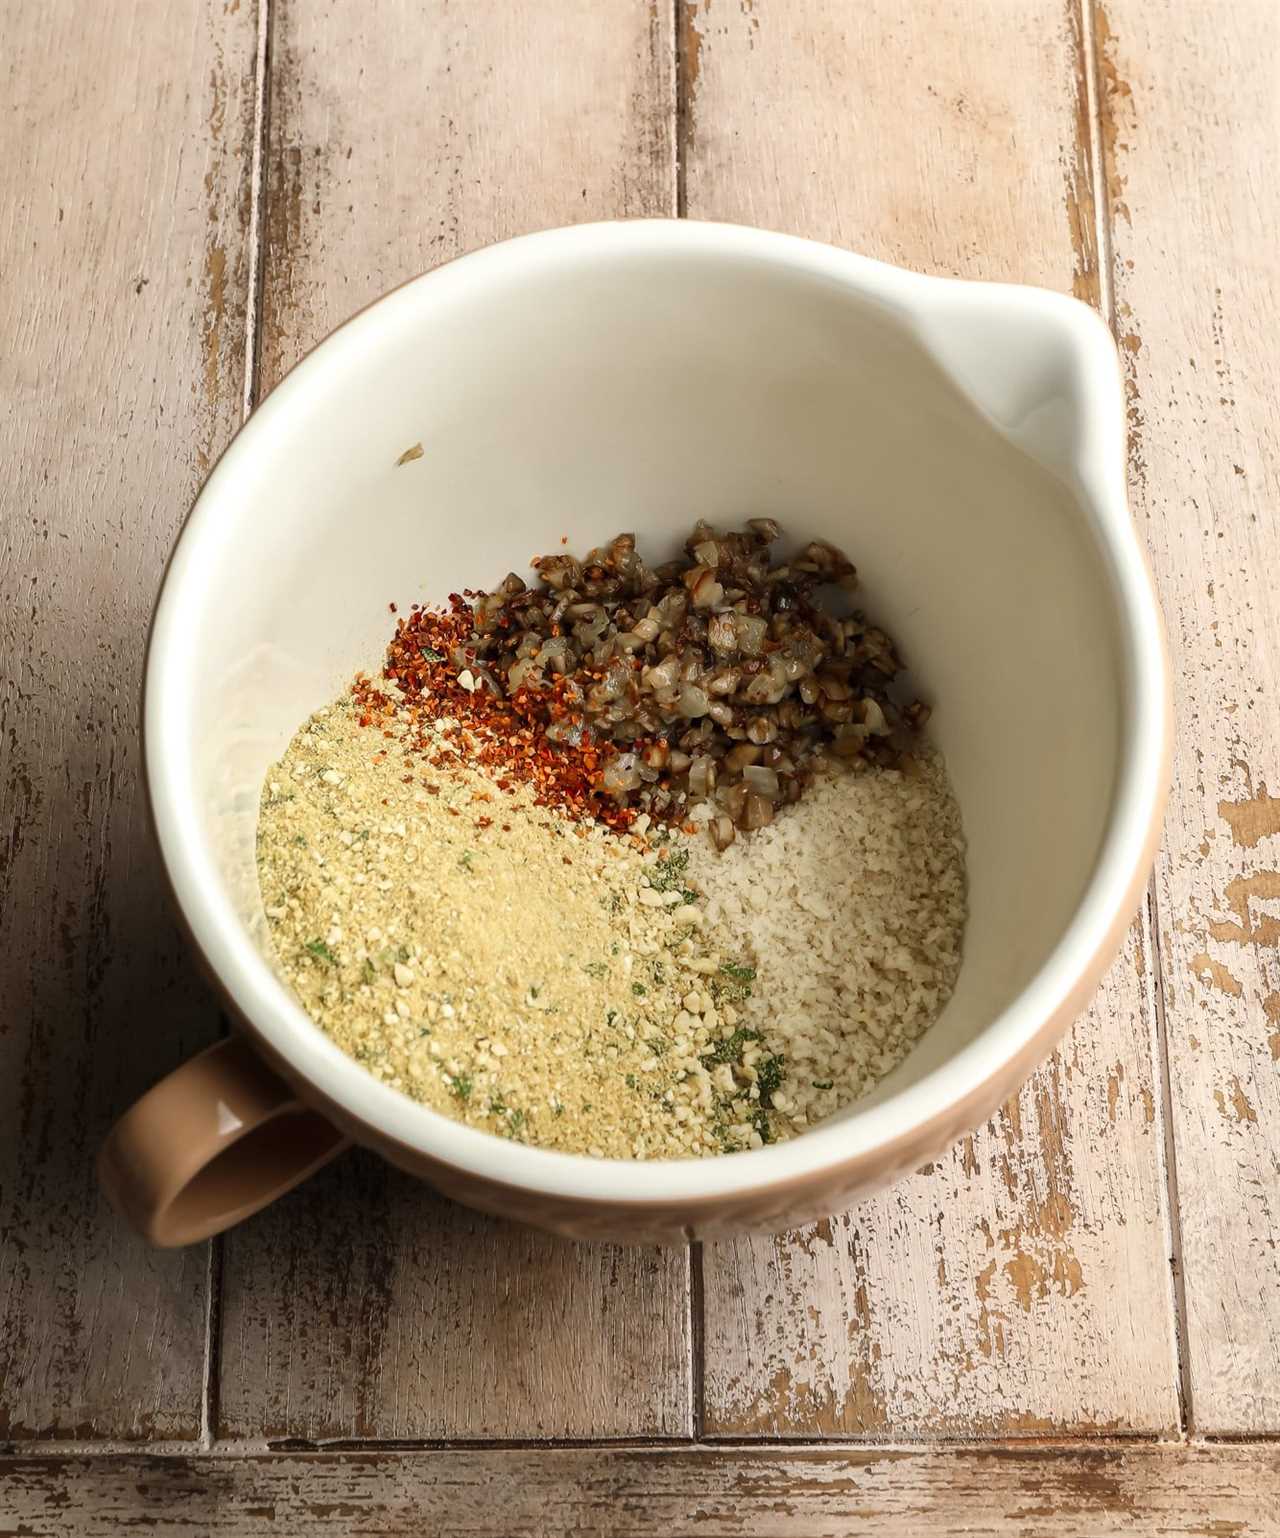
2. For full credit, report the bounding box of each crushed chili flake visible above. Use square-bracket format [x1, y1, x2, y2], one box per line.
[355, 597, 644, 833]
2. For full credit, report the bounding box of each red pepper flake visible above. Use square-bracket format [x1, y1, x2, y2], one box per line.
[447, 807, 459, 817]
[389, 601, 398, 613]
[501, 823, 511, 832]
[476, 815, 493, 829]
[357, 595, 651, 835]
[562, 855, 573, 865]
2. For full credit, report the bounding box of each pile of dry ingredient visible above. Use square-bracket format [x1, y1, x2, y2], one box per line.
[257, 523, 967, 1159]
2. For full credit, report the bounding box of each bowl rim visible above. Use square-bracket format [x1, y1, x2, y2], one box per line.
[144, 218, 1171, 1205]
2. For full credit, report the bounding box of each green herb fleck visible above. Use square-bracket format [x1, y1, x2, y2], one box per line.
[355, 827, 371, 842]
[362, 958, 376, 983]
[812, 1080, 833, 1091]
[631, 982, 647, 997]
[647, 847, 690, 893]
[450, 1072, 473, 1103]
[489, 1093, 507, 1116]
[605, 1009, 620, 1028]
[459, 851, 475, 871]
[749, 1106, 775, 1144]
[292, 834, 307, 847]
[720, 962, 756, 985]
[396, 945, 410, 963]
[583, 960, 608, 980]
[304, 938, 336, 965]
[755, 1054, 785, 1107]
[625, 1073, 637, 1089]
[421, 646, 445, 663]
[700, 1028, 763, 1069]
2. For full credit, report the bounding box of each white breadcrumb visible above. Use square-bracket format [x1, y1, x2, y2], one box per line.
[689, 752, 966, 1135]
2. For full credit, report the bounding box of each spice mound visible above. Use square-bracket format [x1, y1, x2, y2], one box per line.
[256, 521, 968, 1160]
[259, 697, 778, 1158]
[384, 520, 928, 847]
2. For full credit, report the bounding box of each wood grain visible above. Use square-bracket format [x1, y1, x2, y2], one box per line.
[683, 0, 1180, 1436]
[215, 0, 688, 1441]
[257, 0, 675, 390]
[219, 1156, 691, 1441]
[2, 1445, 1276, 1536]
[0, 0, 257, 1438]
[1096, 0, 1280, 1432]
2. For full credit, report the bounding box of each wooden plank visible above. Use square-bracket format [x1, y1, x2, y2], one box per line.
[1096, 0, 1280, 1433]
[257, 0, 675, 390]
[215, 0, 687, 1441]
[685, 0, 1180, 1436]
[2, 1445, 1276, 1536]
[219, 1155, 691, 1441]
[0, 0, 258, 1438]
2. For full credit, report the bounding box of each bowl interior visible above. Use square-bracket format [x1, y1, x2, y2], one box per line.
[151, 228, 1127, 1158]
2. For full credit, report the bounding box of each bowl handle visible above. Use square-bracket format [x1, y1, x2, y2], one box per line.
[98, 1035, 350, 1247]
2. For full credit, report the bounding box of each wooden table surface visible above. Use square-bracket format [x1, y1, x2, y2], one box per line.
[3, 1, 1278, 1532]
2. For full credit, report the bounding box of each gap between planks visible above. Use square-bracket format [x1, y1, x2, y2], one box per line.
[2, 1434, 1278, 1458]
[1076, 0, 1192, 1436]
[198, 0, 275, 1454]
[241, 0, 273, 421]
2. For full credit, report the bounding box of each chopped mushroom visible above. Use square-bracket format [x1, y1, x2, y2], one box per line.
[411, 522, 921, 840]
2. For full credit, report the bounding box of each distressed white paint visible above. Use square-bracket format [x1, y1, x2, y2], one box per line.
[3, 1446, 1276, 1536]
[1100, 0, 1280, 1433]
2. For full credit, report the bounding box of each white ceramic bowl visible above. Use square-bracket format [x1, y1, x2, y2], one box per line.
[100, 221, 1169, 1246]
